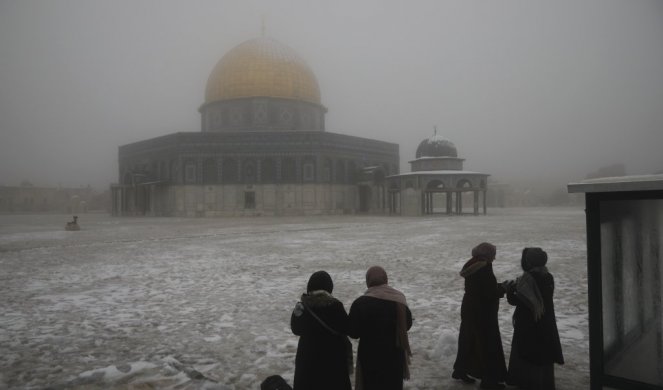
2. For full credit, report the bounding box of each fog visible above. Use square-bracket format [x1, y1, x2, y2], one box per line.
[1, 0, 662, 190]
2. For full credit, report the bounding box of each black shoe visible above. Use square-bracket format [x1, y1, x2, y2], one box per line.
[452, 371, 476, 384]
[479, 382, 505, 389]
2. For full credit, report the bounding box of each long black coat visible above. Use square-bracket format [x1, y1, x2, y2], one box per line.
[291, 292, 351, 390]
[348, 296, 413, 390]
[507, 271, 564, 365]
[453, 260, 507, 382]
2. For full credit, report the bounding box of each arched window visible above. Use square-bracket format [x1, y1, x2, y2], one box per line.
[261, 158, 277, 183]
[281, 157, 297, 182]
[322, 158, 332, 182]
[243, 159, 257, 183]
[222, 158, 238, 184]
[184, 160, 197, 184]
[202, 159, 217, 184]
[348, 162, 358, 184]
[302, 156, 316, 182]
[335, 160, 346, 184]
[170, 160, 178, 183]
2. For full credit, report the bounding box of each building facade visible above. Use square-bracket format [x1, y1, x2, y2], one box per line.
[111, 37, 399, 217]
[0, 184, 94, 214]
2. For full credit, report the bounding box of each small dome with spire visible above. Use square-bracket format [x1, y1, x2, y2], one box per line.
[415, 134, 458, 158]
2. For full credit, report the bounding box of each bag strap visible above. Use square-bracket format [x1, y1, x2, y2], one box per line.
[299, 301, 341, 336]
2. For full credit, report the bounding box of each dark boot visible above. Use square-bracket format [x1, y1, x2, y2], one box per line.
[452, 371, 476, 384]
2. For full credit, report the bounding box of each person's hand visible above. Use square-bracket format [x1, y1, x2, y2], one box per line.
[501, 280, 516, 293]
[293, 302, 304, 317]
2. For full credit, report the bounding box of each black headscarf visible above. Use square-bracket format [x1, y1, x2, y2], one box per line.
[307, 270, 333, 294]
[521, 247, 548, 271]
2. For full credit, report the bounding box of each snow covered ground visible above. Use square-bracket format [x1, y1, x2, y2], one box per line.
[0, 208, 589, 389]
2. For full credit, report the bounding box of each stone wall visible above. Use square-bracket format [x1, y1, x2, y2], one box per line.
[167, 184, 359, 217]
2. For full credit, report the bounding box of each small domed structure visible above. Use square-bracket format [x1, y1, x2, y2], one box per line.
[387, 130, 489, 216]
[415, 134, 458, 158]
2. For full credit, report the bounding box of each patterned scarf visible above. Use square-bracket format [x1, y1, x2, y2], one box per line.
[515, 266, 548, 322]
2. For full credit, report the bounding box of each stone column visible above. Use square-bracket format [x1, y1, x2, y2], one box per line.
[446, 192, 452, 215]
[474, 191, 479, 215]
[456, 191, 462, 214]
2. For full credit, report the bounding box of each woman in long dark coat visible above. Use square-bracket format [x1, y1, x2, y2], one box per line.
[452, 242, 508, 390]
[506, 248, 564, 390]
[291, 271, 352, 390]
[348, 266, 413, 390]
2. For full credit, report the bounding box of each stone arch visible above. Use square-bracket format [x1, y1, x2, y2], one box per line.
[426, 179, 445, 189]
[457, 179, 472, 189]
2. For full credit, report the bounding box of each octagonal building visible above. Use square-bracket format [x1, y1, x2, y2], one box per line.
[111, 37, 399, 217]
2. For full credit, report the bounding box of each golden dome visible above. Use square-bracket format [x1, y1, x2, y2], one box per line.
[205, 37, 321, 105]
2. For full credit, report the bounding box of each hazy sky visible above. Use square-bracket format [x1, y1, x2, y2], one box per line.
[1, 0, 662, 190]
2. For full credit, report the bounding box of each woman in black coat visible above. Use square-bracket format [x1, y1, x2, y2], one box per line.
[452, 242, 508, 390]
[291, 271, 352, 390]
[348, 266, 412, 390]
[506, 248, 564, 390]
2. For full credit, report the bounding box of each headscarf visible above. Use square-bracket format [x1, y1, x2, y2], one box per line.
[460, 242, 496, 277]
[366, 265, 388, 288]
[307, 270, 333, 294]
[472, 242, 496, 262]
[515, 248, 548, 322]
[521, 247, 548, 271]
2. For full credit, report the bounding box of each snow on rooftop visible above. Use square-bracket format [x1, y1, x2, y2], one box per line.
[568, 174, 663, 193]
[390, 170, 488, 177]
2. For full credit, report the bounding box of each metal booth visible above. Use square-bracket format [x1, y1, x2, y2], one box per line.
[568, 175, 663, 390]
